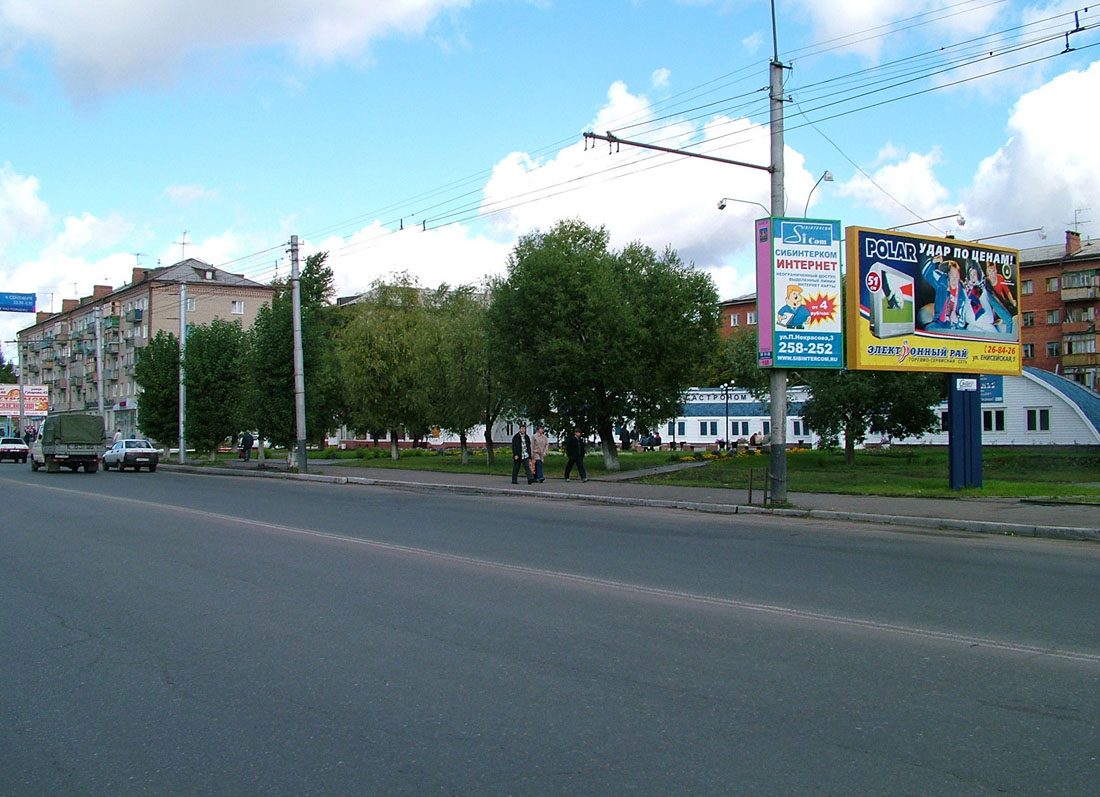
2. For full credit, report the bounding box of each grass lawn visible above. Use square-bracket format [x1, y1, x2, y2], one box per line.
[301, 444, 1100, 499]
[641, 446, 1100, 500]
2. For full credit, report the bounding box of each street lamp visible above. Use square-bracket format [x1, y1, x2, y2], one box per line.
[722, 382, 731, 450]
[803, 170, 833, 217]
[970, 227, 1047, 243]
[888, 212, 966, 231]
[717, 197, 770, 216]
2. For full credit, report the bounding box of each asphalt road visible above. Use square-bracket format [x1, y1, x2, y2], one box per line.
[2, 465, 1098, 794]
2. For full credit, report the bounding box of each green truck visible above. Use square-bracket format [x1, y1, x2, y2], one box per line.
[30, 413, 106, 473]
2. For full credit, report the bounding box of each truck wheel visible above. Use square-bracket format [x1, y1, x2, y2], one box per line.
[148, 464, 157, 472]
[86, 461, 99, 473]
[46, 461, 60, 473]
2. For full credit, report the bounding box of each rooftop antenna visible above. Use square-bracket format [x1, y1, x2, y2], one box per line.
[174, 230, 190, 261]
[1068, 208, 1092, 232]
[131, 252, 146, 266]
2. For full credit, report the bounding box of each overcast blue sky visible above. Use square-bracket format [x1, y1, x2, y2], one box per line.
[1, 0, 1097, 358]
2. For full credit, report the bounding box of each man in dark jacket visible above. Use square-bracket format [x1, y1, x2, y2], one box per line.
[564, 427, 588, 482]
[511, 424, 534, 484]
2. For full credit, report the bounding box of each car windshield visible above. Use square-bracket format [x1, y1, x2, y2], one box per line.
[1, 437, 25, 445]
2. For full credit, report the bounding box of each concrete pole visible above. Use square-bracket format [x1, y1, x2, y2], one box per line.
[178, 283, 187, 465]
[769, 56, 788, 504]
[95, 307, 105, 422]
[17, 342, 25, 436]
[290, 235, 308, 472]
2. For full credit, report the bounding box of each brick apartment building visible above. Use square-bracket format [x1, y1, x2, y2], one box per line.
[17, 258, 275, 436]
[1018, 230, 1099, 390]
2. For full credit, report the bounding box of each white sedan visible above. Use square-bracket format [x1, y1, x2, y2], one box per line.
[0, 437, 29, 463]
[102, 439, 160, 472]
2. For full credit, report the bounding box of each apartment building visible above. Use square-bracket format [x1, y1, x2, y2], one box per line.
[18, 258, 275, 436]
[1018, 230, 1099, 390]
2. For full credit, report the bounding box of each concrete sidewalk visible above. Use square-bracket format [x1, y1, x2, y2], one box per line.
[167, 457, 1100, 542]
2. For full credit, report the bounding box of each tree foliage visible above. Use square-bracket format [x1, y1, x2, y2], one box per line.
[183, 319, 247, 456]
[0, 350, 15, 384]
[487, 219, 719, 470]
[421, 286, 494, 463]
[134, 330, 180, 445]
[340, 274, 433, 459]
[243, 251, 345, 449]
[800, 369, 946, 464]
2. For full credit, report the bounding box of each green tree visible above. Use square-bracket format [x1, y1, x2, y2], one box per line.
[800, 370, 946, 464]
[487, 219, 719, 470]
[422, 285, 493, 464]
[243, 252, 346, 451]
[134, 330, 180, 446]
[720, 327, 771, 400]
[340, 275, 432, 459]
[183, 318, 247, 458]
[0, 349, 15, 384]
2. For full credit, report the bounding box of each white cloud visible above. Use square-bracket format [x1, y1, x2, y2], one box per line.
[0, 163, 50, 255]
[741, 31, 763, 55]
[0, 0, 474, 98]
[651, 68, 670, 89]
[787, 0, 1000, 60]
[837, 147, 955, 226]
[164, 184, 220, 206]
[305, 222, 511, 299]
[961, 59, 1100, 239]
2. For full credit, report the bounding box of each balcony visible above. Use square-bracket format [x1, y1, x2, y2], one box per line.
[1063, 352, 1099, 368]
[103, 368, 120, 382]
[105, 342, 121, 355]
[1062, 320, 1097, 335]
[1062, 285, 1099, 303]
[125, 308, 144, 323]
[102, 315, 120, 329]
[27, 363, 39, 373]
[70, 375, 84, 386]
[54, 330, 70, 342]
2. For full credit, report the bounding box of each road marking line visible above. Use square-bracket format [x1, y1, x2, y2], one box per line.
[13, 477, 1100, 665]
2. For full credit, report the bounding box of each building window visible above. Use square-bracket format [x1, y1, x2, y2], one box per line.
[940, 411, 950, 431]
[1026, 408, 1050, 432]
[700, 422, 707, 436]
[762, 421, 770, 434]
[792, 420, 805, 436]
[668, 422, 674, 436]
[1046, 341, 1060, 358]
[983, 409, 1005, 432]
[185, 298, 196, 312]
[1022, 343, 1034, 358]
[1046, 309, 1060, 325]
[677, 422, 685, 436]
[231, 300, 245, 315]
[1066, 335, 1097, 355]
[1021, 279, 1033, 295]
[746, 311, 757, 325]
[1045, 277, 1059, 292]
[740, 421, 749, 436]
[730, 314, 740, 327]
[1022, 312, 1034, 327]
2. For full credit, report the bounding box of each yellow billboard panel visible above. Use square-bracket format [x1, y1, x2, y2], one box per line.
[845, 227, 1022, 375]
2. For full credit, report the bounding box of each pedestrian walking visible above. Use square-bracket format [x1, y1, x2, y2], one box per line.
[511, 424, 534, 484]
[564, 427, 587, 482]
[531, 425, 549, 483]
[241, 431, 254, 462]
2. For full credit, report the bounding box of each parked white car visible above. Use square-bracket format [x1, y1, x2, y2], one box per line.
[102, 439, 160, 472]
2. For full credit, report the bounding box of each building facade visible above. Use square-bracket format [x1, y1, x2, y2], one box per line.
[17, 259, 275, 437]
[1018, 230, 1099, 390]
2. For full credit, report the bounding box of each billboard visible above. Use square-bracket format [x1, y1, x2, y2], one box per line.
[756, 217, 843, 369]
[846, 227, 1022, 375]
[0, 292, 35, 312]
[0, 384, 49, 416]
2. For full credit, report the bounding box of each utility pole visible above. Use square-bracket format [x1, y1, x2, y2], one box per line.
[290, 235, 308, 472]
[768, 48, 789, 503]
[581, 55, 789, 502]
[95, 306, 105, 422]
[178, 283, 187, 464]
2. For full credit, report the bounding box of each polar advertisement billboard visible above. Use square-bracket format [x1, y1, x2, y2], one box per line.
[845, 227, 1022, 375]
[755, 217, 843, 369]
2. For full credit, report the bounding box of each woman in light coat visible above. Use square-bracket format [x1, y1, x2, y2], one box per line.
[531, 426, 549, 483]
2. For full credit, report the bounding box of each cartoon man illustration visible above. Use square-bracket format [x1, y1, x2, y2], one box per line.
[777, 284, 810, 329]
[922, 256, 964, 331]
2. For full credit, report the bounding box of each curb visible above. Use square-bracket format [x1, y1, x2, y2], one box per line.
[160, 463, 1100, 542]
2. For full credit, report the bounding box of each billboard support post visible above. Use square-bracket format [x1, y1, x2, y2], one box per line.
[948, 375, 983, 489]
